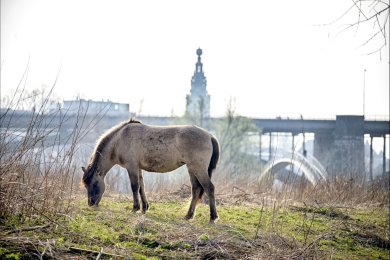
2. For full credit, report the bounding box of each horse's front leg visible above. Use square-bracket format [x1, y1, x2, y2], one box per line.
[127, 167, 140, 212]
[138, 169, 149, 213]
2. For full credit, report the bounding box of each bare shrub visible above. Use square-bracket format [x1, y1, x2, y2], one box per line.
[0, 82, 91, 221]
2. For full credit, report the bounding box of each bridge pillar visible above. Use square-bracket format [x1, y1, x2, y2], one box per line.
[268, 132, 272, 161]
[383, 135, 387, 175]
[369, 136, 374, 182]
[313, 132, 334, 176]
[259, 132, 262, 163]
[333, 116, 365, 180]
[314, 116, 365, 180]
[291, 133, 295, 172]
[291, 133, 295, 152]
[302, 133, 307, 157]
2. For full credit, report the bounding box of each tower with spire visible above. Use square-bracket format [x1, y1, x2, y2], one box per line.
[186, 48, 210, 122]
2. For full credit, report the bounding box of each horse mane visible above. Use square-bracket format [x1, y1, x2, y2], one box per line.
[82, 118, 141, 183]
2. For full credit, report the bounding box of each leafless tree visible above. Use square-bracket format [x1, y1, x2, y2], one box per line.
[329, 0, 389, 56]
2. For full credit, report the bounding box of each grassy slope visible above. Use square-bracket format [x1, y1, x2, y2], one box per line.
[0, 194, 389, 259]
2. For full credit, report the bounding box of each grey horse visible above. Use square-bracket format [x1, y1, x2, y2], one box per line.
[82, 119, 220, 223]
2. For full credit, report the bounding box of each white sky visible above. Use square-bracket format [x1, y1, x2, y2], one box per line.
[1, 0, 389, 119]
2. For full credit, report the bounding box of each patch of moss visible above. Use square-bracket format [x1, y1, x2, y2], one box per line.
[0, 247, 22, 260]
[291, 206, 351, 220]
[198, 233, 210, 242]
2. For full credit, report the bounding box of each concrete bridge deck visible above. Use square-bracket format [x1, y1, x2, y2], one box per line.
[1, 110, 388, 137]
[251, 117, 389, 136]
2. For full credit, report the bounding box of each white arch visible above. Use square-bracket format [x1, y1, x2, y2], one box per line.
[258, 152, 328, 185]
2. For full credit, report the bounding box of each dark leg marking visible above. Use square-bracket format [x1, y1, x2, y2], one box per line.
[127, 169, 140, 212]
[196, 176, 218, 224]
[139, 170, 149, 213]
[185, 174, 203, 220]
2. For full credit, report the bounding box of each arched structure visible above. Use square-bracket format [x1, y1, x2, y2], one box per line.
[259, 152, 328, 185]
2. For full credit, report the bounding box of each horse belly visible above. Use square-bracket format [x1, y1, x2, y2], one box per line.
[140, 148, 184, 173]
[141, 158, 184, 172]
[139, 127, 187, 172]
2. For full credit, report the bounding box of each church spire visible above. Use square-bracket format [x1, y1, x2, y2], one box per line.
[186, 48, 210, 124]
[191, 48, 207, 93]
[196, 48, 203, 73]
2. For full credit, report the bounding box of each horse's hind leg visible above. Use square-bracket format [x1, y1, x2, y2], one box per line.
[127, 167, 140, 212]
[194, 173, 218, 224]
[185, 174, 203, 220]
[138, 169, 149, 213]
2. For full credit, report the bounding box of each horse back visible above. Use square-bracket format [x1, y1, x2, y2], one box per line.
[120, 124, 214, 173]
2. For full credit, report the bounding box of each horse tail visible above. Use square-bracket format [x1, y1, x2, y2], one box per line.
[198, 136, 219, 204]
[208, 136, 220, 179]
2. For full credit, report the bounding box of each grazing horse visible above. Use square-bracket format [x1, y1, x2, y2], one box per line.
[81, 119, 220, 223]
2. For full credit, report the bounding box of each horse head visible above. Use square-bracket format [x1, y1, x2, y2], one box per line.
[82, 165, 106, 206]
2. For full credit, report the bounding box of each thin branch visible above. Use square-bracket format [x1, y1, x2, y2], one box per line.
[375, 13, 387, 42]
[361, 42, 386, 55]
[359, 6, 389, 25]
[324, 3, 356, 26]
[69, 246, 124, 258]
[354, 0, 363, 35]
[6, 224, 50, 234]
[352, 0, 368, 20]
[331, 5, 389, 46]
[360, 29, 382, 47]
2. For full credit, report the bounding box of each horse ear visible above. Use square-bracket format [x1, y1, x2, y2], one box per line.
[81, 167, 87, 174]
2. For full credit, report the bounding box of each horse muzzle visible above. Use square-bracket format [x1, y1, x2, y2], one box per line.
[88, 197, 100, 207]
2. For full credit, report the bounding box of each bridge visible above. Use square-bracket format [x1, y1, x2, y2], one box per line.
[253, 115, 389, 181]
[1, 110, 388, 181]
[251, 117, 389, 136]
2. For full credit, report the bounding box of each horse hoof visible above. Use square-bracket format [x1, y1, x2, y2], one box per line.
[132, 207, 140, 213]
[209, 216, 219, 225]
[142, 203, 149, 213]
[91, 206, 99, 211]
[184, 214, 194, 220]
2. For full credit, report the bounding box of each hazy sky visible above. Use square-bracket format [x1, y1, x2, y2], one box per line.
[1, 0, 389, 118]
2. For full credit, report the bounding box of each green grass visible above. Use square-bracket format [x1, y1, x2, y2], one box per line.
[0, 195, 389, 259]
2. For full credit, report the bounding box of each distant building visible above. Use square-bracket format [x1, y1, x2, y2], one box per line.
[186, 48, 210, 120]
[62, 99, 129, 114]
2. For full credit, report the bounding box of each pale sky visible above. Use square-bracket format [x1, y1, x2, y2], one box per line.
[1, 0, 389, 119]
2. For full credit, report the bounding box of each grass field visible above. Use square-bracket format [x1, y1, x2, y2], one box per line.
[1, 192, 389, 259]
